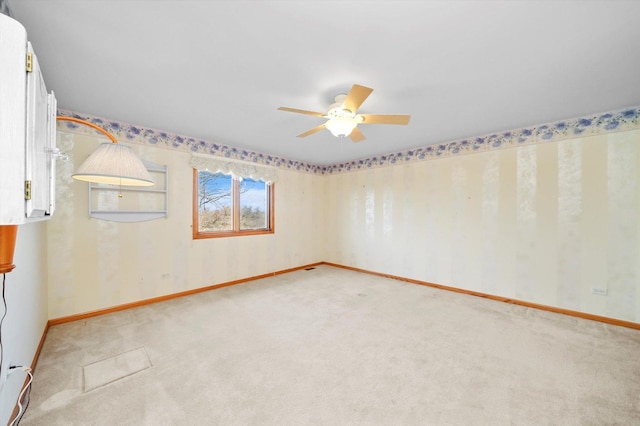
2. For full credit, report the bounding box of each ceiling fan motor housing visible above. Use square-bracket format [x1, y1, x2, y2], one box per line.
[327, 102, 354, 119]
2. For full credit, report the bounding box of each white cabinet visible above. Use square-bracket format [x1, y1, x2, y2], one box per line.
[0, 14, 57, 224]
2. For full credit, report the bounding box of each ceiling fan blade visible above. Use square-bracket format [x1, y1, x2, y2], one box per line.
[343, 84, 373, 114]
[297, 124, 326, 138]
[278, 107, 325, 117]
[349, 127, 366, 142]
[359, 114, 411, 125]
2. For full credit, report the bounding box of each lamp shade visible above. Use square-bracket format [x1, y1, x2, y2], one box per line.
[325, 116, 358, 137]
[72, 143, 154, 186]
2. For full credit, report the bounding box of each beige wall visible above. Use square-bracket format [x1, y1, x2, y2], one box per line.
[47, 131, 325, 319]
[48, 124, 640, 324]
[324, 130, 640, 323]
[0, 221, 48, 425]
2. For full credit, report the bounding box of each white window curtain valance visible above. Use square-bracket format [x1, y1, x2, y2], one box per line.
[190, 153, 278, 183]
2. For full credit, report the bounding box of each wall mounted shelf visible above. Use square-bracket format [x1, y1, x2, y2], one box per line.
[89, 160, 168, 222]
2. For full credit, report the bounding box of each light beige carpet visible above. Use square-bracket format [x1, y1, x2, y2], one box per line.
[20, 265, 640, 425]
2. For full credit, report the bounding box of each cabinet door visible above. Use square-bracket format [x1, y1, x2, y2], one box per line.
[25, 43, 54, 218]
[0, 14, 28, 224]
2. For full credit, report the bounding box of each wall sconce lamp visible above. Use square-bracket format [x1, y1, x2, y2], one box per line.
[0, 117, 155, 274]
[57, 116, 154, 186]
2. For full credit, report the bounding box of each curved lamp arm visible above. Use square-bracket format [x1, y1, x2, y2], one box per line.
[56, 115, 154, 186]
[56, 116, 118, 144]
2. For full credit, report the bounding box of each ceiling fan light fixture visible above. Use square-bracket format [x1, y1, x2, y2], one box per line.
[278, 84, 411, 142]
[325, 116, 358, 137]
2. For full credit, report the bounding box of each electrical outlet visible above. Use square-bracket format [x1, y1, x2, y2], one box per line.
[592, 288, 607, 296]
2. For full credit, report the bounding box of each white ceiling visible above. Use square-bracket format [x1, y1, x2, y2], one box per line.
[8, 0, 640, 166]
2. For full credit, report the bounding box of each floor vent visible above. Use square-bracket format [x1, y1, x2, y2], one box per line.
[83, 347, 152, 392]
[304, 267, 316, 271]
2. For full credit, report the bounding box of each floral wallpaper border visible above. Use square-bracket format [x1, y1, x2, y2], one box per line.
[326, 107, 640, 173]
[57, 109, 323, 175]
[58, 106, 640, 176]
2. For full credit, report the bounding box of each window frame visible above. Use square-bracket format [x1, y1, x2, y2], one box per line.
[192, 168, 275, 239]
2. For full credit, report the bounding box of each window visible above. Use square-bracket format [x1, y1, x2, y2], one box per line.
[193, 169, 274, 238]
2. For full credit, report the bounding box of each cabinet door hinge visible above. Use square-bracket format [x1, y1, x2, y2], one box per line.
[25, 180, 32, 200]
[26, 52, 33, 73]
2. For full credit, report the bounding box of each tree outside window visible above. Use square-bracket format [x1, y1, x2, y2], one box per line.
[193, 169, 274, 238]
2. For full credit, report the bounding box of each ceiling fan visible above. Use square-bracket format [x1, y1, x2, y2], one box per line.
[278, 84, 411, 142]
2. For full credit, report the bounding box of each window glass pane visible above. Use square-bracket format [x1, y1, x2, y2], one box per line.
[197, 171, 233, 231]
[240, 178, 267, 230]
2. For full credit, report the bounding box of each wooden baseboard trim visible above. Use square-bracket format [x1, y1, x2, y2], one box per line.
[48, 260, 640, 331]
[48, 262, 324, 326]
[9, 321, 49, 424]
[321, 262, 640, 331]
[31, 321, 49, 373]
